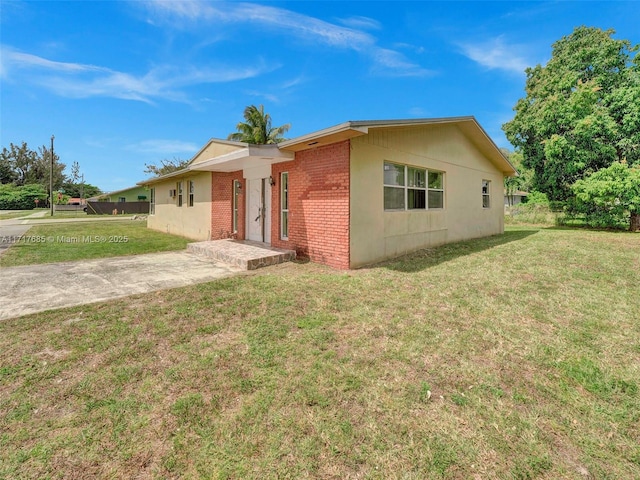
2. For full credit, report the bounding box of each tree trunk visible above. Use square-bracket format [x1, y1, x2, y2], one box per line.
[630, 213, 640, 232]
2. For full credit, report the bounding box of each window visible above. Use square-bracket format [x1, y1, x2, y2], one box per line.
[188, 180, 195, 207]
[150, 188, 155, 215]
[482, 180, 491, 208]
[384, 162, 444, 211]
[280, 172, 289, 239]
[176, 181, 183, 207]
[232, 180, 241, 233]
[118, 197, 126, 203]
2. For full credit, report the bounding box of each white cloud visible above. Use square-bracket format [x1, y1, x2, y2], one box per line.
[137, 1, 430, 77]
[1, 45, 275, 103]
[458, 36, 530, 74]
[125, 139, 200, 154]
[370, 48, 434, 77]
[337, 15, 382, 31]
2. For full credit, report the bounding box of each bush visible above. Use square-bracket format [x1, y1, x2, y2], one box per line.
[0, 184, 48, 210]
[522, 191, 550, 207]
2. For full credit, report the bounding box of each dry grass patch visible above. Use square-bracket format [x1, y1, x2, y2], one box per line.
[1, 227, 639, 479]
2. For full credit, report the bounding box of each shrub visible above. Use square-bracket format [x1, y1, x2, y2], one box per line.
[0, 184, 48, 210]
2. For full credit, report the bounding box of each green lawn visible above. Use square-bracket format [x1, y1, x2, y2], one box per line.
[1, 227, 638, 479]
[0, 210, 33, 220]
[0, 220, 189, 267]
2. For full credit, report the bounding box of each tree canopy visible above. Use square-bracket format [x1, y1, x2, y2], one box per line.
[143, 157, 190, 177]
[503, 26, 640, 201]
[0, 141, 66, 192]
[227, 105, 291, 144]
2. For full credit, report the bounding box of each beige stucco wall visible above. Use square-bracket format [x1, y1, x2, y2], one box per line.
[350, 123, 505, 268]
[147, 172, 212, 240]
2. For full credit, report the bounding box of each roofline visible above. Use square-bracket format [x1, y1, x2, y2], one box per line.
[279, 117, 483, 149]
[187, 138, 248, 167]
[280, 116, 516, 175]
[93, 184, 146, 197]
[137, 167, 192, 186]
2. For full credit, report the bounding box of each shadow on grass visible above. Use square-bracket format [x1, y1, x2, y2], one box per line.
[377, 229, 539, 273]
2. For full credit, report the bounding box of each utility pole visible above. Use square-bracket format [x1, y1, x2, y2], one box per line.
[50, 135, 55, 217]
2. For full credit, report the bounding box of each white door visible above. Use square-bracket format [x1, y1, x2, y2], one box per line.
[247, 178, 271, 244]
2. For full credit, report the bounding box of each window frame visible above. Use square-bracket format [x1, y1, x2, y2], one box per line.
[118, 197, 126, 203]
[149, 188, 155, 215]
[280, 172, 289, 240]
[383, 161, 444, 211]
[176, 181, 183, 207]
[188, 180, 195, 207]
[482, 179, 491, 209]
[232, 179, 241, 233]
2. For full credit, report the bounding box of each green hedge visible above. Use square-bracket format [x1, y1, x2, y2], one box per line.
[0, 184, 48, 210]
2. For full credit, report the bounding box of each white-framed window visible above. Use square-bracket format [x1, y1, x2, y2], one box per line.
[176, 181, 183, 207]
[280, 172, 289, 239]
[482, 180, 491, 208]
[384, 162, 444, 211]
[118, 197, 126, 203]
[188, 180, 195, 207]
[150, 188, 155, 215]
[232, 179, 241, 233]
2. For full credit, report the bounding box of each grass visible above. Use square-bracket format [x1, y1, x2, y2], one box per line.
[1, 227, 639, 479]
[0, 210, 34, 220]
[0, 220, 189, 267]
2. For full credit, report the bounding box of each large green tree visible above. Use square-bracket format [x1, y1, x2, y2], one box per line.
[0, 141, 66, 191]
[227, 105, 291, 144]
[503, 26, 640, 201]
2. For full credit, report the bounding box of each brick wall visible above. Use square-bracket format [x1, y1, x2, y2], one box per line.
[211, 171, 245, 240]
[271, 140, 350, 269]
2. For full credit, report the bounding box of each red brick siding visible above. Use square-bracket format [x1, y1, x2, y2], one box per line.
[211, 171, 245, 240]
[271, 140, 350, 269]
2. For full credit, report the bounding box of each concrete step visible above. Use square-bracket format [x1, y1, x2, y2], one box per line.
[187, 239, 296, 270]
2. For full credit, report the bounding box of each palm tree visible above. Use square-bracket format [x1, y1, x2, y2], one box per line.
[227, 105, 291, 144]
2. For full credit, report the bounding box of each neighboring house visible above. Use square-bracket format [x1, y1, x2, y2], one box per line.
[504, 191, 528, 206]
[89, 185, 150, 203]
[139, 117, 517, 269]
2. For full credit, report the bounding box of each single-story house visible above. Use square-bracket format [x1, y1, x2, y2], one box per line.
[504, 190, 528, 206]
[89, 185, 149, 203]
[139, 117, 517, 269]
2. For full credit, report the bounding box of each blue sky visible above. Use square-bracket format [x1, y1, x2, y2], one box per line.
[1, 1, 638, 192]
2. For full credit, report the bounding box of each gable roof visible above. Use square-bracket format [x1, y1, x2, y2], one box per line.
[279, 116, 517, 176]
[139, 116, 516, 186]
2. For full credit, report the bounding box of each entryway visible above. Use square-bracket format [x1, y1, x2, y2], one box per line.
[246, 177, 271, 244]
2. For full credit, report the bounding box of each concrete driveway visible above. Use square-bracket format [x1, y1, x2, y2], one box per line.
[0, 251, 242, 320]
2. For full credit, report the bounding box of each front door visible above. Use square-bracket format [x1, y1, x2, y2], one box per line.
[247, 177, 271, 244]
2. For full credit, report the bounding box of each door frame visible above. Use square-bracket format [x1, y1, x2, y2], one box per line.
[246, 176, 271, 244]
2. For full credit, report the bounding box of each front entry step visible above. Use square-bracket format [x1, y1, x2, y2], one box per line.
[187, 239, 296, 270]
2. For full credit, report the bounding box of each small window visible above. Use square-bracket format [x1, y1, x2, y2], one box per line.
[188, 180, 195, 207]
[384, 162, 444, 211]
[176, 181, 183, 207]
[482, 180, 491, 208]
[118, 197, 126, 203]
[150, 188, 155, 215]
[428, 172, 444, 209]
[232, 180, 241, 233]
[281, 172, 289, 239]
